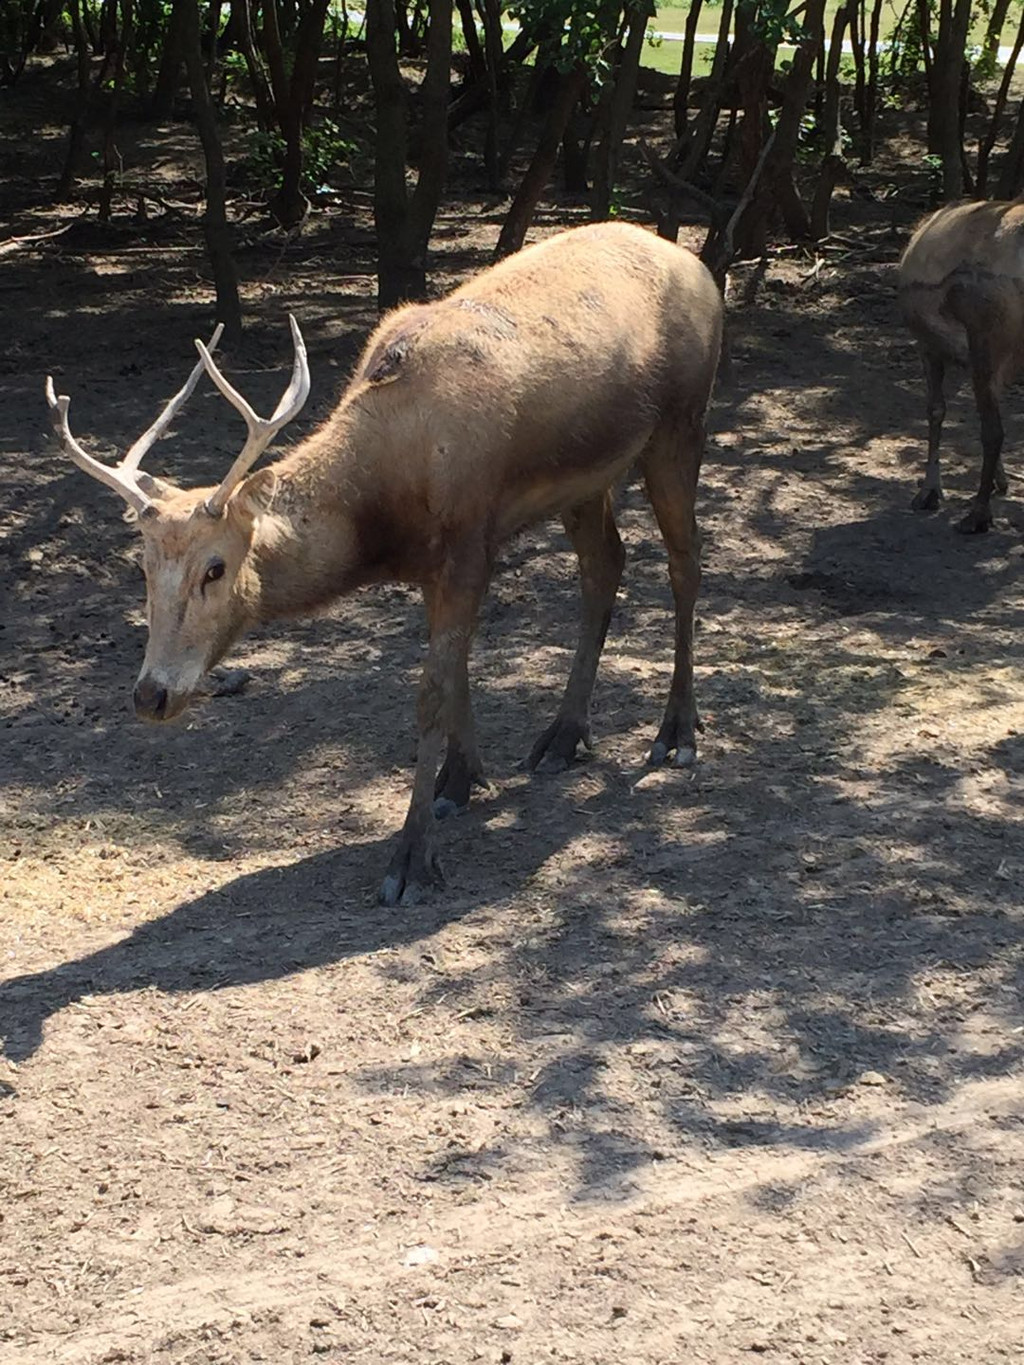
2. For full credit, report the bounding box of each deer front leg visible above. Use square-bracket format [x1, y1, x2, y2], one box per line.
[379, 552, 488, 907]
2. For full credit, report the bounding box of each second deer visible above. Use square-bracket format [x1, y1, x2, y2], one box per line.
[899, 200, 1020, 533]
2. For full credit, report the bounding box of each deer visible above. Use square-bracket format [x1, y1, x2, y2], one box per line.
[898, 199, 1020, 533]
[46, 221, 724, 907]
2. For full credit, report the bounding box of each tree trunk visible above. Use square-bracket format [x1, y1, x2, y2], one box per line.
[230, 0, 274, 130]
[980, 0, 1011, 73]
[996, 93, 1024, 197]
[262, 0, 331, 228]
[478, 0, 503, 189]
[455, 0, 485, 84]
[811, 1, 851, 238]
[562, 101, 593, 195]
[862, 0, 883, 163]
[205, 0, 223, 83]
[366, 0, 452, 308]
[728, 0, 777, 257]
[734, 0, 825, 256]
[97, 0, 133, 222]
[182, 0, 242, 341]
[849, 0, 865, 142]
[928, 0, 972, 197]
[978, 4, 1024, 196]
[592, 0, 650, 221]
[55, 0, 94, 200]
[495, 63, 586, 259]
[678, 0, 734, 182]
[768, 0, 827, 238]
[408, 0, 452, 253]
[673, 0, 705, 139]
[367, 0, 416, 307]
[152, 0, 188, 119]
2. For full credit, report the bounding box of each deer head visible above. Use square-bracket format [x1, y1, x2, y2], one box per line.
[47, 318, 310, 722]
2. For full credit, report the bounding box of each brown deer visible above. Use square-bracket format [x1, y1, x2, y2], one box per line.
[47, 222, 723, 906]
[898, 200, 1019, 533]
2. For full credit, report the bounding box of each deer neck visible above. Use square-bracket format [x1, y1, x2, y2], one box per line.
[246, 430, 363, 622]
[243, 396, 437, 622]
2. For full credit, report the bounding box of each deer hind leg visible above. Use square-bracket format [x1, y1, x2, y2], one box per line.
[379, 549, 489, 907]
[642, 420, 702, 768]
[528, 492, 625, 773]
[912, 351, 946, 511]
[960, 333, 1006, 534]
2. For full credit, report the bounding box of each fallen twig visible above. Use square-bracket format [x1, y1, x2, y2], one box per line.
[0, 218, 80, 258]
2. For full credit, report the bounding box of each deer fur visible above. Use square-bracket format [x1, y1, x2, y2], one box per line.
[898, 200, 1019, 532]
[51, 222, 723, 906]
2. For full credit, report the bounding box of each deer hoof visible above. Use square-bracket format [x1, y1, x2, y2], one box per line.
[649, 739, 697, 768]
[432, 795, 467, 821]
[649, 710, 700, 768]
[434, 760, 489, 818]
[379, 838, 444, 908]
[527, 717, 591, 773]
[957, 503, 993, 534]
[911, 486, 942, 512]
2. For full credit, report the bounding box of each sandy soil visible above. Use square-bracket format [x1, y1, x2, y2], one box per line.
[2, 80, 1023, 1365]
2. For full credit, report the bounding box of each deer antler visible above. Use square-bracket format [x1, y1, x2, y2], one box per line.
[197, 315, 310, 517]
[46, 323, 225, 515]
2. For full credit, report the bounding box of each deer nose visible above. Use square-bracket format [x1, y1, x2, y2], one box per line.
[134, 678, 168, 721]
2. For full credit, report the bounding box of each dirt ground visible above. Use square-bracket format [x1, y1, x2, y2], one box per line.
[2, 81, 1024, 1365]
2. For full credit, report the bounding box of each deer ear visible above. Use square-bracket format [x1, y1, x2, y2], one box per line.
[233, 466, 278, 516]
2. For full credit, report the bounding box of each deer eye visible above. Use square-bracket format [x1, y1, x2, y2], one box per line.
[202, 559, 225, 590]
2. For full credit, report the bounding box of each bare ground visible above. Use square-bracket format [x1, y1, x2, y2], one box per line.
[2, 98, 1024, 1365]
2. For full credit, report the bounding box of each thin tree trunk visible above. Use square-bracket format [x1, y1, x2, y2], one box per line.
[811, 1, 851, 238]
[980, 0, 1011, 73]
[728, 0, 776, 256]
[262, 0, 302, 227]
[152, 0, 187, 119]
[996, 92, 1024, 197]
[478, 0, 502, 189]
[592, 0, 650, 220]
[455, 0, 485, 84]
[367, 0, 415, 306]
[97, 0, 132, 222]
[408, 0, 452, 253]
[366, 0, 452, 307]
[928, 0, 971, 195]
[495, 63, 586, 259]
[863, 0, 883, 162]
[562, 101, 593, 195]
[182, 0, 242, 341]
[849, 0, 865, 141]
[205, 0, 223, 83]
[735, 0, 826, 255]
[292, 0, 331, 128]
[55, 0, 93, 200]
[678, 0, 734, 181]
[978, 5, 1024, 196]
[230, 0, 274, 131]
[673, 0, 705, 139]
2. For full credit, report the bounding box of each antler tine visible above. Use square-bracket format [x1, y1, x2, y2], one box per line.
[122, 323, 225, 472]
[45, 376, 152, 515]
[201, 315, 310, 517]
